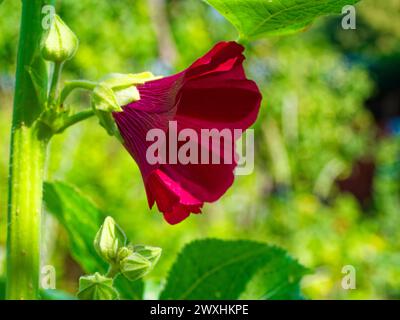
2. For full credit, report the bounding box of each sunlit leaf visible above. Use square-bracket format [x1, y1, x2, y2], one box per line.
[204, 0, 360, 39]
[240, 250, 308, 299]
[43, 181, 108, 274]
[160, 239, 307, 300]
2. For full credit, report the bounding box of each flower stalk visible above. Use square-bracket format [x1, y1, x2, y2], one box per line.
[6, 0, 53, 300]
[59, 80, 98, 104]
[54, 109, 95, 133]
[48, 61, 63, 106]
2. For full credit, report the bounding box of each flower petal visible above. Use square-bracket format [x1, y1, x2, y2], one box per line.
[113, 41, 262, 224]
[145, 169, 203, 225]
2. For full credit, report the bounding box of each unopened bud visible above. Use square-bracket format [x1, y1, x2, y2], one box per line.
[133, 245, 162, 266]
[77, 273, 119, 300]
[117, 246, 132, 262]
[120, 252, 151, 281]
[94, 216, 127, 264]
[41, 15, 79, 63]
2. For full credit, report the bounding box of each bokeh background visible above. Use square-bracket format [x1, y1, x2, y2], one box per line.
[1, 0, 400, 299]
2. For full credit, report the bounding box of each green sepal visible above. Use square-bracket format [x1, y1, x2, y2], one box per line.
[77, 273, 119, 300]
[91, 72, 161, 138]
[120, 252, 152, 282]
[133, 245, 162, 267]
[101, 72, 161, 87]
[117, 247, 133, 262]
[26, 63, 48, 108]
[92, 84, 122, 113]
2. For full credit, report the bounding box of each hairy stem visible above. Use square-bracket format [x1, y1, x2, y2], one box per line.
[6, 0, 52, 300]
[7, 129, 48, 300]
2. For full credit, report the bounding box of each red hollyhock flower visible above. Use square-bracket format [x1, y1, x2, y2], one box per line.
[113, 41, 262, 224]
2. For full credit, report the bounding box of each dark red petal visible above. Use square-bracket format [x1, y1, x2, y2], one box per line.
[145, 170, 203, 225]
[113, 41, 262, 224]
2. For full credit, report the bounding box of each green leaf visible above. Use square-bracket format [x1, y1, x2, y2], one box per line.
[240, 250, 308, 299]
[26, 64, 48, 107]
[204, 0, 360, 39]
[160, 239, 308, 300]
[43, 181, 108, 274]
[43, 181, 144, 299]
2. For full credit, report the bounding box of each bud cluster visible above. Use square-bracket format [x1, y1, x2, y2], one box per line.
[37, 12, 159, 139]
[37, 14, 163, 300]
[77, 216, 162, 300]
[39, 11, 162, 140]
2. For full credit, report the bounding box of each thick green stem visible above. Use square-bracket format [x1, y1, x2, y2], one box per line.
[7, 129, 48, 300]
[6, 0, 51, 300]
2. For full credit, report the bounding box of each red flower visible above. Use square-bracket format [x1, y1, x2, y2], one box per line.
[113, 41, 262, 224]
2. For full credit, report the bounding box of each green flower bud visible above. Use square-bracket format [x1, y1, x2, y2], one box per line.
[41, 15, 79, 63]
[120, 252, 151, 281]
[94, 216, 127, 264]
[117, 246, 133, 262]
[133, 245, 162, 266]
[77, 273, 119, 300]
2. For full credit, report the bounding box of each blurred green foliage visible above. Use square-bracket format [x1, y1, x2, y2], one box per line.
[1, 0, 399, 299]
